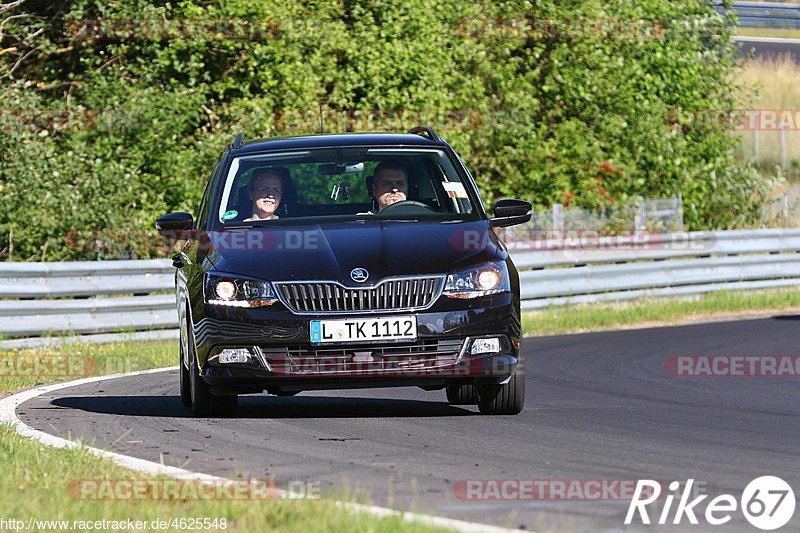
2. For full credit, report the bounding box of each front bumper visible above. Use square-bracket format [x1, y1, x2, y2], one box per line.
[190, 292, 521, 393]
[203, 351, 518, 394]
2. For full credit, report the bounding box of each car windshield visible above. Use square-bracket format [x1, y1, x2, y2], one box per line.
[215, 147, 479, 225]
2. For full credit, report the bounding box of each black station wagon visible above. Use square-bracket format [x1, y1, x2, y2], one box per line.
[157, 127, 531, 416]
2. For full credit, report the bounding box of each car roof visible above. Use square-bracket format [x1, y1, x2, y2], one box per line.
[230, 132, 445, 155]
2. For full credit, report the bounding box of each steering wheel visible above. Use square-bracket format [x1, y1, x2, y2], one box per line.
[378, 200, 437, 216]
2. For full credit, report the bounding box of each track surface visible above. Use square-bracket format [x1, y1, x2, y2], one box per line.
[17, 317, 800, 531]
[735, 37, 800, 62]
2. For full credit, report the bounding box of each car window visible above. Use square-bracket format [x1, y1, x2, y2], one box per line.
[215, 148, 479, 225]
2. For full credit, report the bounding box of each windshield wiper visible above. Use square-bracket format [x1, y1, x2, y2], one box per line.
[220, 222, 272, 230]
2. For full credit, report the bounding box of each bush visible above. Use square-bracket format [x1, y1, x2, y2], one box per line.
[0, 0, 765, 260]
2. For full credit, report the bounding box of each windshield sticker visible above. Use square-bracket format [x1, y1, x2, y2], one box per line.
[442, 182, 468, 199]
[222, 209, 239, 221]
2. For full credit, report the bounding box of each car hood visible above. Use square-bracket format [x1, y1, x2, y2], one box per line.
[204, 219, 499, 282]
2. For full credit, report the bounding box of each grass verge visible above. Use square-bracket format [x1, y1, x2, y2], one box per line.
[736, 57, 800, 182]
[523, 288, 800, 336]
[0, 339, 176, 393]
[735, 27, 800, 40]
[0, 340, 452, 533]
[0, 426, 451, 532]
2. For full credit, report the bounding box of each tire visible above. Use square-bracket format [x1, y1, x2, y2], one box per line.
[446, 383, 478, 405]
[185, 309, 237, 417]
[178, 307, 192, 407]
[476, 368, 525, 415]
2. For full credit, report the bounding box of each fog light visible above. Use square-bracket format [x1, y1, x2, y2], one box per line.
[218, 348, 251, 364]
[471, 337, 501, 355]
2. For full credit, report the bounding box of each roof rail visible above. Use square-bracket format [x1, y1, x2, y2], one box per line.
[232, 132, 244, 149]
[407, 126, 440, 142]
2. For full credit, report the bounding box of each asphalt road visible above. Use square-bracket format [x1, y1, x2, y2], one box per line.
[735, 37, 800, 62]
[17, 317, 800, 532]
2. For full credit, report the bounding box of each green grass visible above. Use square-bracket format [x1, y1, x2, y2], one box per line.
[523, 288, 800, 336]
[735, 27, 800, 40]
[0, 339, 452, 533]
[735, 57, 800, 185]
[0, 426, 451, 532]
[0, 339, 176, 393]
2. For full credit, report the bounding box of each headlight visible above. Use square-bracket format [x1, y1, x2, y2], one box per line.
[205, 274, 278, 307]
[443, 261, 510, 299]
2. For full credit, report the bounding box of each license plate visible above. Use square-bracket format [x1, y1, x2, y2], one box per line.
[310, 316, 417, 344]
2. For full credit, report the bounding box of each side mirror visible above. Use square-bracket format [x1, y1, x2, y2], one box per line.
[489, 199, 532, 228]
[156, 212, 194, 240]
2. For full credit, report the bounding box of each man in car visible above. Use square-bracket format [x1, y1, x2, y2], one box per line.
[371, 163, 409, 213]
[245, 169, 283, 221]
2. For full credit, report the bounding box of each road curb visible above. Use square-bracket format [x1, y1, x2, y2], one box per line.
[0, 367, 522, 533]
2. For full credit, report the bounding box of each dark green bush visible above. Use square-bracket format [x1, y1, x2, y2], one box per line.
[0, 0, 764, 260]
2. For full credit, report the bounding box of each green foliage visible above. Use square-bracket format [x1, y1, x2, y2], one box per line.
[0, 0, 765, 260]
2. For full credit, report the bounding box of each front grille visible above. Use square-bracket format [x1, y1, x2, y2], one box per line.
[259, 338, 466, 375]
[274, 276, 444, 314]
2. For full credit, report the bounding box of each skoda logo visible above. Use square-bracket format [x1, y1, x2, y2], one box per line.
[350, 268, 369, 283]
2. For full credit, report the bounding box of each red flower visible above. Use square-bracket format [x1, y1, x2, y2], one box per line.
[566, 192, 574, 199]
[595, 177, 602, 183]
[602, 163, 614, 172]
[609, 196, 615, 203]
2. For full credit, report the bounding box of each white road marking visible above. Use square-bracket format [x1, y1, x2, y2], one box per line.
[0, 367, 524, 533]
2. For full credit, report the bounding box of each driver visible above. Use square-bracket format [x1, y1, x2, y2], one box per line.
[371, 163, 408, 213]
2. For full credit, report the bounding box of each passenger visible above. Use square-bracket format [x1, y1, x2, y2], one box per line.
[244, 169, 283, 221]
[371, 163, 409, 213]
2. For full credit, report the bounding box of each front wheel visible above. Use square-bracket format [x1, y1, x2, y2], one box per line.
[476, 369, 525, 415]
[446, 383, 478, 405]
[178, 308, 191, 407]
[189, 354, 237, 417]
[184, 308, 237, 417]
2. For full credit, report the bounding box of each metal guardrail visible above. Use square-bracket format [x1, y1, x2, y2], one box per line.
[510, 229, 800, 308]
[720, 1, 800, 30]
[0, 260, 176, 338]
[1, 229, 800, 339]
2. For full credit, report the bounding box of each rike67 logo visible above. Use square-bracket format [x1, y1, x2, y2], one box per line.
[626, 477, 795, 530]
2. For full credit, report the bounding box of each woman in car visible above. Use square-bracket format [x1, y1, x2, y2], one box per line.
[244, 169, 285, 221]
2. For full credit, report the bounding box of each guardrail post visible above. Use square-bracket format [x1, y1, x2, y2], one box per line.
[635, 204, 646, 232]
[780, 116, 787, 169]
[783, 193, 789, 219]
[753, 111, 760, 163]
[552, 203, 564, 231]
